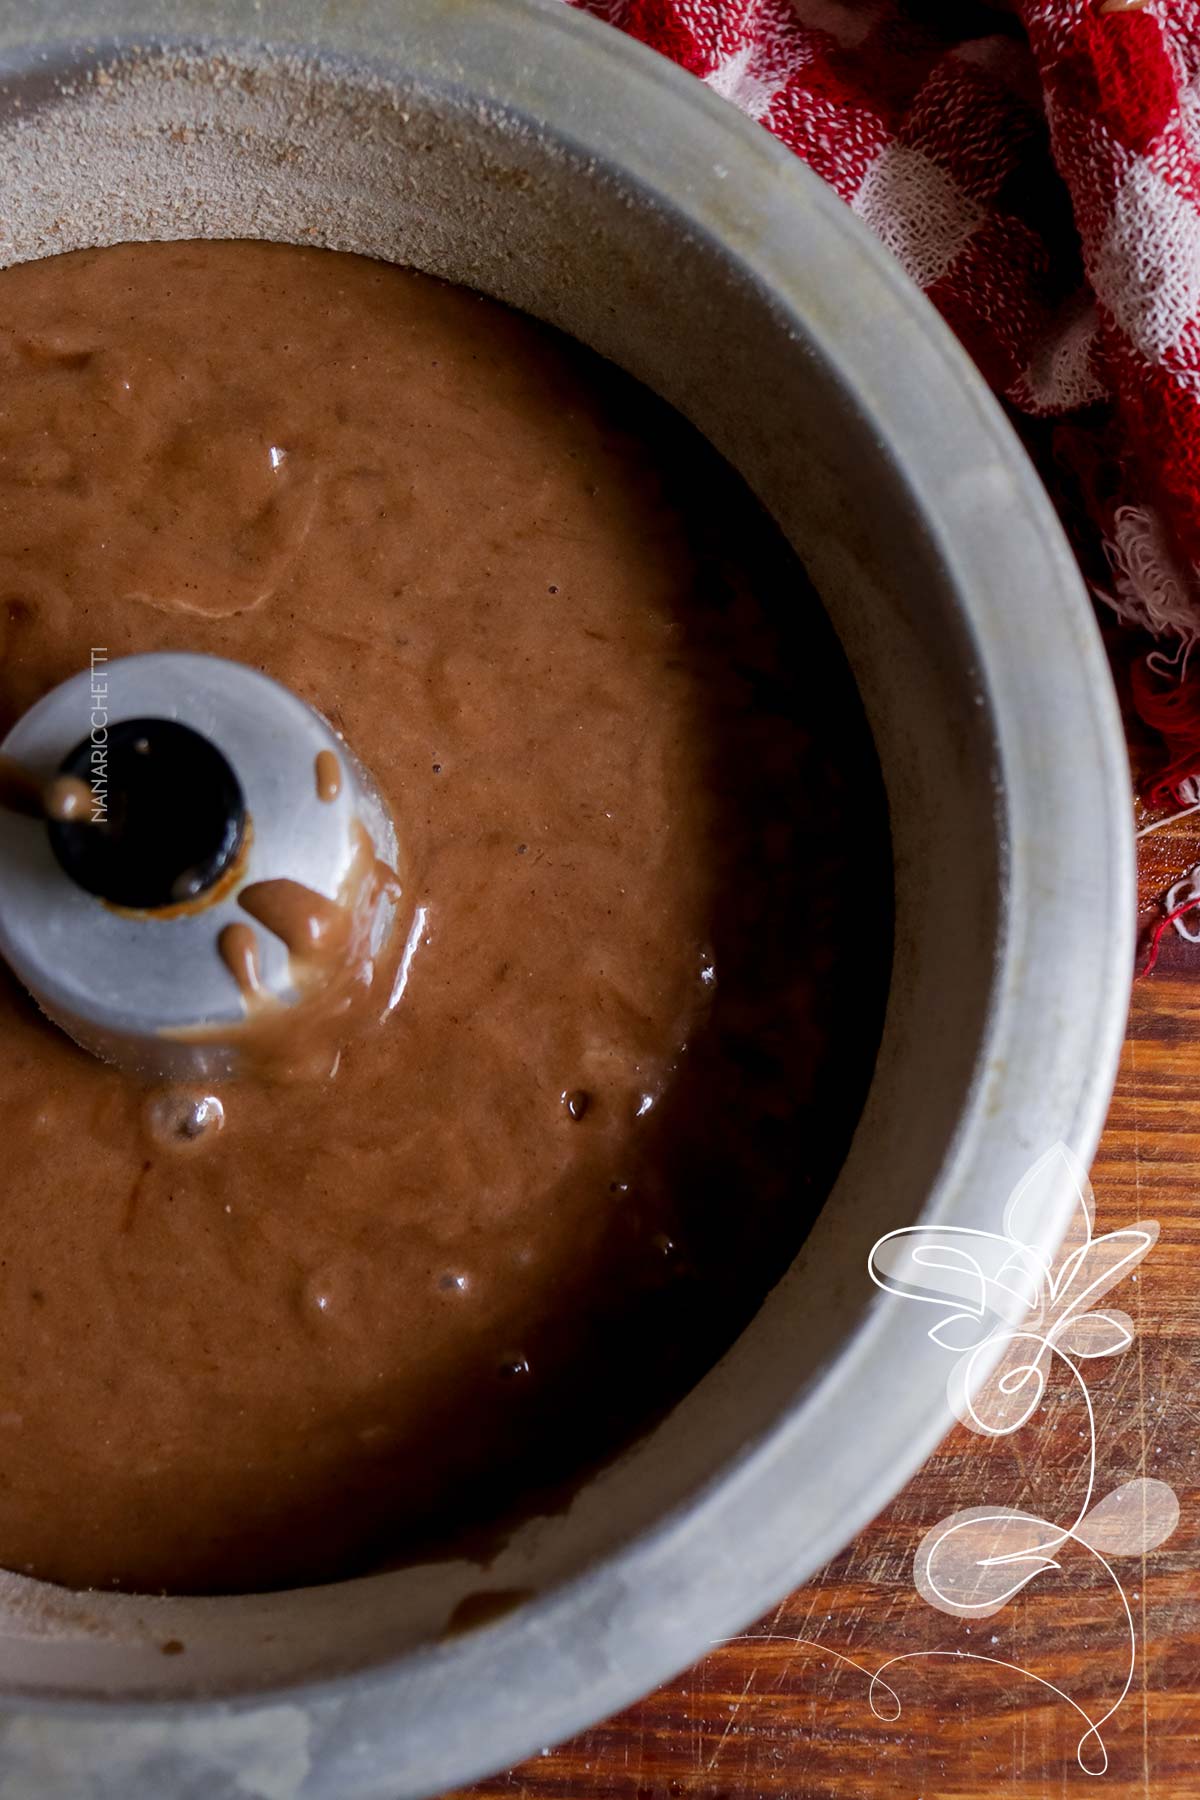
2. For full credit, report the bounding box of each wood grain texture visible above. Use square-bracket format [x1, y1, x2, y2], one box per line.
[454, 811, 1200, 1800]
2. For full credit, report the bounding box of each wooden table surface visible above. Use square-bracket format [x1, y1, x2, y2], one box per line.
[455, 799, 1200, 1800]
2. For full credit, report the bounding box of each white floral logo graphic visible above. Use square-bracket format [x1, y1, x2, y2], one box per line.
[735, 1145, 1177, 1778]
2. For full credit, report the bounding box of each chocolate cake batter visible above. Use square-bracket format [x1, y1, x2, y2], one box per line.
[0, 241, 890, 1595]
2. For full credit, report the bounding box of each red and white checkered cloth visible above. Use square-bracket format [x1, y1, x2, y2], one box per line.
[567, 0, 1200, 798]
